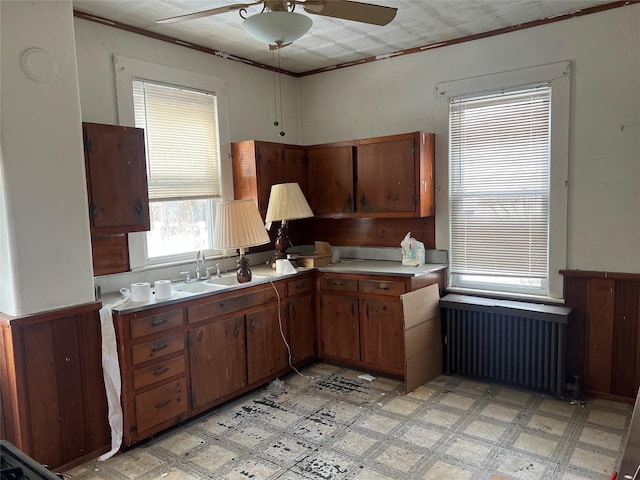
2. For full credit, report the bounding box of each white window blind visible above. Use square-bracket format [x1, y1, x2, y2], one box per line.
[449, 84, 551, 294]
[132, 79, 222, 201]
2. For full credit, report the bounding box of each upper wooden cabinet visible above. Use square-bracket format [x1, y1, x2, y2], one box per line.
[83, 122, 150, 235]
[231, 140, 308, 218]
[306, 142, 355, 215]
[232, 132, 435, 220]
[356, 132, 435, 217]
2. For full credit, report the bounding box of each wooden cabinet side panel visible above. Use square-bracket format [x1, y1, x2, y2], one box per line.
[613, 280, 640, 398]
[585, 278, 615, 393]
[232, 141, 260, 205]
[418, 132, 436, 217]
[91, 235, 129, 276]
[563, 276, 589, 381]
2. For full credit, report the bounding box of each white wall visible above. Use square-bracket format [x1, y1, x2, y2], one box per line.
[299, 5, 640, 275]
[1, 1, 95, 315]
[74, 18, 303, 144]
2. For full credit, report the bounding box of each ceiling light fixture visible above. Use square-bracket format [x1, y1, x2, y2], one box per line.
[242, 11, 312, 46]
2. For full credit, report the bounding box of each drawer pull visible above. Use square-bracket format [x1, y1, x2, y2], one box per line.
[378, 284, 390, 290]
[294, 282, 305, 290]
[234, 322, 240, 337]
[150, 318, 168, 327]
[153, 367, 170, 377]
[150, 343, 169, 353]
[155, 399, 171, 409]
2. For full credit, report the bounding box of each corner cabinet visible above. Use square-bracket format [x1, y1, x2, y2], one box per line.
[231, 140, 307, 218]
[113, 272, 316, 446]
[83, 122, 150, 235]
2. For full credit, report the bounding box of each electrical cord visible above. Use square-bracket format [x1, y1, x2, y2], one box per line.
[268, 279, 304, 377]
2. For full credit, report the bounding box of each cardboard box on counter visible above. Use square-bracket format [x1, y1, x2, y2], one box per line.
[297, 241, 332, 268]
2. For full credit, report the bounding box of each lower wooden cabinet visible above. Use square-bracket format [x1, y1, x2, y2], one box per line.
[317, 272, 441, 377]
[0, 303, 110, 471]
[189, 316, 246, 409]
[113, 271, 316, 446]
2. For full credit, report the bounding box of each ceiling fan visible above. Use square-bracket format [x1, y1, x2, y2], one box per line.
[157, 0, 397, 47]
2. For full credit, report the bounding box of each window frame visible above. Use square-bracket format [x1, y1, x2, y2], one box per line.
[113, 55, 233, 269]
[436, 61, 570, 300]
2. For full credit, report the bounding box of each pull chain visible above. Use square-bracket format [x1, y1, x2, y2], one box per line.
[272, 48, 279, 128]
[277, 46, 285, 136]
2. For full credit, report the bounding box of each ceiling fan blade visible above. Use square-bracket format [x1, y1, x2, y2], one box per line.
[157, 2, 261, 24]
[303, 0, 397, 26]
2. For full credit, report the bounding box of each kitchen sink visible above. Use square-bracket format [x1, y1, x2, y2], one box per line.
[206, 274, 270, 287]
[173, 282, 225, 294]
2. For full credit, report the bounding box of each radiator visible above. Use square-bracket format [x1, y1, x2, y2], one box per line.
[440, 294, 571, 397]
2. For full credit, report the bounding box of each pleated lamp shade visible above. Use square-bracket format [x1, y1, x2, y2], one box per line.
[213, 199, 270, 252]
[265, 183, 313, 223]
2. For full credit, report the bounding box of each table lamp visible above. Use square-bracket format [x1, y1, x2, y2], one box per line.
[213, 199, 270, 282]
[265, 182, 314, 260]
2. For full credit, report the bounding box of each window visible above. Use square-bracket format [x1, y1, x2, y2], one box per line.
[132, 80, 222, 261]
[449, 85, 551, 296]
[113, 55, 233, 269]
[437, 61, 570, 299]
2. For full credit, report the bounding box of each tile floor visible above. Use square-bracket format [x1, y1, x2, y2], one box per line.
[64, 363, 633, 480]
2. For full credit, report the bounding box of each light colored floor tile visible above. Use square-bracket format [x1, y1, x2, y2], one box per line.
[422, 460, 474, 480]
[290, 416, 339, 443]
[382, 397, 420, 416]
[399, 424, 444, 449]
[406, 385, 438, 401]
[374, 444, 423, 472]
[491, 387, 534, 407]
[481, 402, 522, 423]
[189, 444, 238, 471]
[536, 398, 579, 418]
[317, 400, 364, 424]
[513, 432, 559, 458]
[372, 376, 403, 391]
[357, 412, 401, 434]
[226, 424, 275, 448]
[331, 430, 378, 456]
[568, 446, 617, 474]
[108, 451, 167, 478]
[293, 449, 356, 479]
[420, 407, 462, 428]
[526, 414, 568, 436]
[438, 392, 478, 411]
[493, 450, 553, 480]
[577, 425, 624, 451]
[586, 409, 628, 429]
[222, 458, 282, 480]
[445, 437, 494, 467]
[463, 419, 508, 443]
[156, 430, 206, 455]
[148, 466, 204, 479]
[456, 379, 492, 397]
[258, 436, 315, 464]
[351, 467, 397, 479]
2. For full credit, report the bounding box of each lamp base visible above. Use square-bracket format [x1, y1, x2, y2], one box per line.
[274, 222, 290, 260]
[237, 256, 252, 283]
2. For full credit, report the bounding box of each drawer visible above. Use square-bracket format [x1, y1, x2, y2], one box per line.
[319, 276, 358, 293]
[133, 355, 185, 390]
[132, 333, 184, 365]
[188, 288, 269, 323]
[287, 276, 313, 296]
[360, 279, 406, 296]
[135, 378, 188, 434]
[130, 309, 184, 339]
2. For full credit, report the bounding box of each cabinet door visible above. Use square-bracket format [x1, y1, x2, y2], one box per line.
[356, 136, 416, 214]
[306, 145, 354, 215]
[360, 298, 404, 373]
[289, 295, 315, 364]
[246, 305, 289, 385]
[283, 145, 308, 195]
[319, 294, 360, 361]
[83, 122, 150, 234]
[189, 316, 246, 408]
[256, 143, 286, 216]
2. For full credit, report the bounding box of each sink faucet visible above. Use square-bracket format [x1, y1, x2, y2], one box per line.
[195, 250, 205, 280]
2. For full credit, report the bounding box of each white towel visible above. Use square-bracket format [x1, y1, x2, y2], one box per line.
[97, 299, 128, 461]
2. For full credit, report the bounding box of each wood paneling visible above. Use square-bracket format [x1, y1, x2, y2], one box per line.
[562, 270, 640, 401]
[91, 235, 129, 276]
[289, 216, 436, 249]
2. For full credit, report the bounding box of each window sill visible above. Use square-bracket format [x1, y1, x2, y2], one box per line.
[446, 286, 565, 305]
